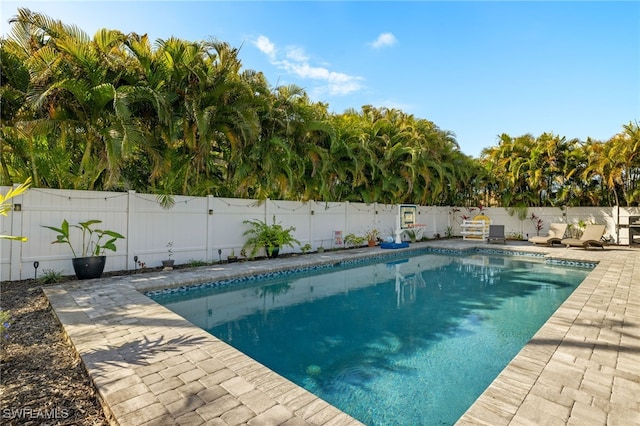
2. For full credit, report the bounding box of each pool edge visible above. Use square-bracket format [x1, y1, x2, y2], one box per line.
[43, 241, 640, 425]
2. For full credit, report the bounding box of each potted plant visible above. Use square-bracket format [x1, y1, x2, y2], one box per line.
[365, 228, 379, 247]
[227, 249, 238, 263]
[162, 242, 175, 269]
[242, 216, 300, 259]
[42, 219, 125, 280]
[344, 233, 366, 248]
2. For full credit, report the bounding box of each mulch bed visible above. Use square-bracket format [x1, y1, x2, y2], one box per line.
[1, 278, 109, 425]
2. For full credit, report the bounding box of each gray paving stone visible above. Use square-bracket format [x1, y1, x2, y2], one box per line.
[247, 405, 295, 425]
[567, 400, 607, 426]
[221, 376, 255, 397]
[176, 380, 206, 398]
[160, 361, 194, 379]
[155, 389, 183, 406]
[306, 406, 343, 424]
[116, 402, 169, 426]
[175, 411, 206, 425]
[199, 367, 237, 387]
[178, 366, 207, 384]
[165, 394, 206, 417]
[197, 384, 228, 403]
[239, 389, 278, 415]
[221, 404, 256, 425]
[106, 382, 151, 406]
[110, 392, 161, 418]
[148, 376, 184, 395]
[196, 394, 241, 420]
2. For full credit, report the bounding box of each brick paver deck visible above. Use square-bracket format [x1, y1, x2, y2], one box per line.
[43, 241, 639, 425]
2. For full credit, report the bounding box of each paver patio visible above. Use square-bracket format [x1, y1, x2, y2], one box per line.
[43, 241, 639, 425]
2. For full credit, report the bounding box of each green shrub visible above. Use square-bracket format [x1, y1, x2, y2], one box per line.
[344, 233, 366, 247]
[0, 310, 12, 348]
[242, 216, 300, 258]
[39, 269, 65, 284]
[187, 259, 208, 267]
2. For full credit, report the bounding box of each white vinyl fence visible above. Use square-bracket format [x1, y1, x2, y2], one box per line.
[1, 187, 638, 281]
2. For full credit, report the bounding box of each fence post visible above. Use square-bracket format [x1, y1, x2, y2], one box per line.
[207, 195, 214, 262]
[344, 201, 350, 237]
[265, 198, 270, 224]
[126, 190, 135, 271]
[9, 184, 25, 280]
[308, 201, 314, 249]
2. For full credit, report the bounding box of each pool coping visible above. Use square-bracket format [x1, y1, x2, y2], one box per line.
[43, 241, 640, 425]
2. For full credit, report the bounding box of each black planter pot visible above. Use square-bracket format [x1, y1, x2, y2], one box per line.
[162, 259, 175, 269]
[266, 246, 280, 259]
[72, 256, 106, 280]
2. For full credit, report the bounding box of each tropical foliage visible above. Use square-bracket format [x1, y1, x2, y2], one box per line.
[1, 9, 638, 207]
[242, 216, 300, 258]
[0, 177, 30, 241]
[479, 127, 640, 207]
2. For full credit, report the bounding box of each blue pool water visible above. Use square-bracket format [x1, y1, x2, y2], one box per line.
[151, 252, 590, 425]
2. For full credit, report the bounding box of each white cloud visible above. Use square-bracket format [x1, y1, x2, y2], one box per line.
[369, 32, 398, 49]
[253, 35, 276, 60]
[252, 34, 362, 96]
[285, 47, 308, 63]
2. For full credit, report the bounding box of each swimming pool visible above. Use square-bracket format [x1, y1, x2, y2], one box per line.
[151, 252, 591, 425]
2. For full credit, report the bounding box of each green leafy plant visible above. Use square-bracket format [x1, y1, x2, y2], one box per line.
[227, 249, 238, 262]
[187, 259, 208, 267]
[506, 231, 524, 240]
[42, 219, 125, 257]
[445, 226, 454, 238]
[0, 178, 31, 241]
[300, 243, 312, 254]
[242, 216, 300, 258]
[39, 269, 65, 284]
[0, 309, 11, 349]
[365, 228, 379, 242]
[506, 205, 529, 221]
[344, 233, 366, 247]
[405, 226, 425, 242]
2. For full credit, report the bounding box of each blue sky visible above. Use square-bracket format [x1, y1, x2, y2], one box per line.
[2, 1, 639, 158]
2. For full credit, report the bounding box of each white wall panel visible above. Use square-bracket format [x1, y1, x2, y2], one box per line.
[1, 185, 636, 281]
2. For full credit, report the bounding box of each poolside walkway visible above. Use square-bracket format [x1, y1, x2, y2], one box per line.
[43, 241, 639, 425]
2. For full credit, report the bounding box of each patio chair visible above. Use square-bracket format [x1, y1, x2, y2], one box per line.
[528, 223, 568, 246]
[487, 225, 506, 244]
[560, 224, 607, 249]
